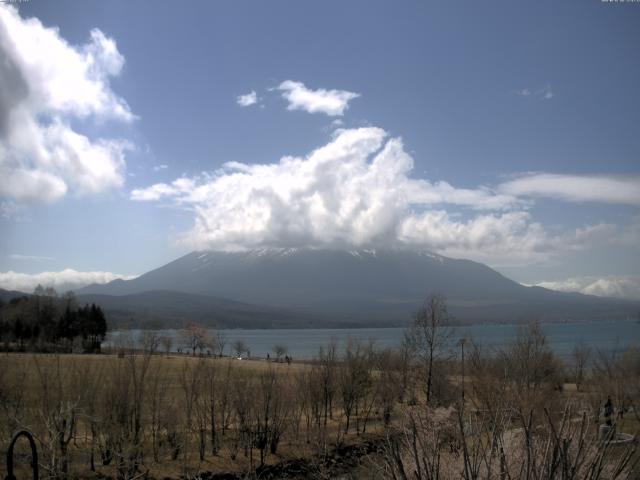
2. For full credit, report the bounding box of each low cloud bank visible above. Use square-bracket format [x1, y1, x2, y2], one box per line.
[0, 269, 137, 293]
[532, 275, 640, 301]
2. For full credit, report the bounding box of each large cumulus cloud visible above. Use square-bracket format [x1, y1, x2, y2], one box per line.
[130, 127, 629, 265]
[0, 5, 134, 203]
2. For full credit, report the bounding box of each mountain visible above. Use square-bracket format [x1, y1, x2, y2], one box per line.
[80, 248, 639, 325]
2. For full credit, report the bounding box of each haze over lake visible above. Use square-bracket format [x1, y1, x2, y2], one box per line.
[109, 318, 639, 360]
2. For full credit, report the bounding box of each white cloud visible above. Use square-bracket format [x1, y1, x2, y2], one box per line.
[541, 85, 554, 100]
[128, 127, 633, 265]
[533, 275, 640, 301]
[0, 5, 134, 203]
[236, 90, 258, 107]
[514, 85, 554, 100]
[131, 176, 196, 201]
[152, 164, 168, 172]
[0, 200, 27, 221]
[0, 269, 137, 293]
[399, 211, 620, 266]
[277, 80, 360, 116]
[498, 173, 640, 206]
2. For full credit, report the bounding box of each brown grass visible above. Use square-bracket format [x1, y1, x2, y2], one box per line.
[0, 352, 382, 479]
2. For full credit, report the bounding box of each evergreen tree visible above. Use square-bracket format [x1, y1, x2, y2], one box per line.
[86, 304, 107, 352]
[57, 306, 79, 350]
[0, 293, 107, 352]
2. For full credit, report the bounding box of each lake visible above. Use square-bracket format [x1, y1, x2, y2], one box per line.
[108, 318, 639, 360]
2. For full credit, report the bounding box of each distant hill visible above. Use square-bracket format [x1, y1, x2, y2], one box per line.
[75, 290, 341, 330]
[80, 248, 640, 326]
[0, 287, 345, 329]
[0, 288, 28, 303]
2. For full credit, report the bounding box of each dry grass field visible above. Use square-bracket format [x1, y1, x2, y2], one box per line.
[1, 326, 638, 480]
[0, 351, 390, 479]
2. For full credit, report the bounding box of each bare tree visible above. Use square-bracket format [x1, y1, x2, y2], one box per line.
[467, 340, 509, 416]
[95, 337, 155, 479]
[591, 345, 640, 423]
[148, 359, 172, 462]
[159, 335, 173, 356]
[215, 331, 227, 357]
[203, 361, 220, 455]
[339, 338, 372, 434]
[252, 367, 292, 465]
[379, 393, 638, 480]
[79, 360, 105, 473]
[178, 358, 205, 474]
[178, 323, 211, 356]
[233, 339, 248, 357]
[33, 355, 81, 479]
[231, 372, 254, 464]
[372, 348, 401, 428]
[503, 322, 563, 413]
[407, 293, 453, 405]
[218, 362, 235, 437]
[572, 340, 591, 392]
[317, 339, 338, 428]
[139, 331, 160, 354]
[273, 343, 288, 362]
[397, 334, 419, 405]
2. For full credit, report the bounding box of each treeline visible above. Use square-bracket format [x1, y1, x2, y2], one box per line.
[0, 285, 107, 353]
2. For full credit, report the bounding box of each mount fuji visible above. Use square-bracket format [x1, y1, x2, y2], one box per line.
[77, 248, 639, 328]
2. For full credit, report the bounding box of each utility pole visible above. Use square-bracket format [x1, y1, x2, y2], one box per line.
[459, 337, 466, 405]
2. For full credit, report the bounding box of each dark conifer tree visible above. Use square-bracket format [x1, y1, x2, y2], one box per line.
[0, 293, 108, 352]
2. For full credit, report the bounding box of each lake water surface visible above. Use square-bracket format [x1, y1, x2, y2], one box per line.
[110, 319, 639, 359]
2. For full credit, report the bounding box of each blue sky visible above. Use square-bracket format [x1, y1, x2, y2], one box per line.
[1, 0, 639, 298]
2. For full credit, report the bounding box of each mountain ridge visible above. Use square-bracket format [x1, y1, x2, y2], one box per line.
[79, 248, 639, 325]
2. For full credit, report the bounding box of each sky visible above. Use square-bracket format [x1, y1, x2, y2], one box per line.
[0, 0, 639, 299]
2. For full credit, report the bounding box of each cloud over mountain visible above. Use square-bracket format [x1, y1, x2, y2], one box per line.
[129, 127, 632, 265]
[0, 5, 134, 203]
